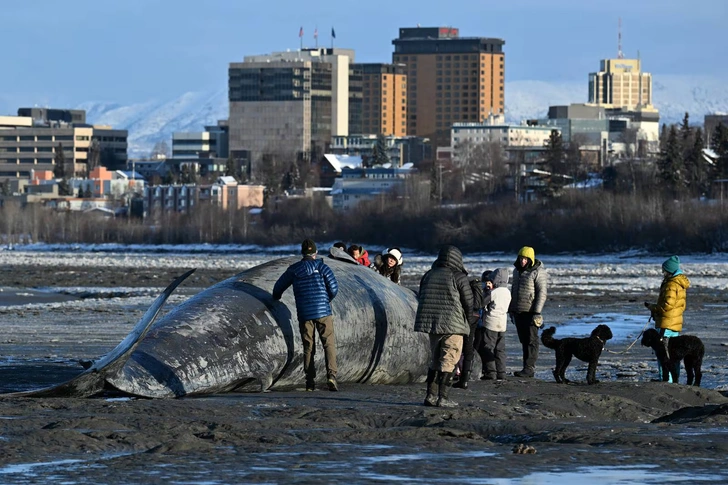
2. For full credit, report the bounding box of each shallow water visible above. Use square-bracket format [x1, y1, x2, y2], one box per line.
[0, 447, 724, 484]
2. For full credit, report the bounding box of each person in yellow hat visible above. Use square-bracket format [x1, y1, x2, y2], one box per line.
[508, 246, 548, 378]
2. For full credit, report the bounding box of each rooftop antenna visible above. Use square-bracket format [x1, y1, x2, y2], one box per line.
[617, 17, 624, 59]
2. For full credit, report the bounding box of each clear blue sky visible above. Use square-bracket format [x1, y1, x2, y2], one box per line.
[1, 0, 725, 108]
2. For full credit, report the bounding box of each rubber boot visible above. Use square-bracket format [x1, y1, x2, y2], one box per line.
[436, 372, 458, 408]
[453, 370, 470, 389]
[424, 369, 438, 406]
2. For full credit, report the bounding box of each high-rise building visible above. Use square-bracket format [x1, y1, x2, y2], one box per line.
[0, 109, 127, 179]
[392, 27, 505, 147]
[351, 63, 407, 137]
[228, 48, 354, 174]
[588, 58, 653, 110]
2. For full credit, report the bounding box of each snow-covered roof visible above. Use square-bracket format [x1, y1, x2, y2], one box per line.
[115, 170, 145, 180]
[324, 154, 363, 172]
[217, 176, 238, 185]
[702, 148, 719, 166]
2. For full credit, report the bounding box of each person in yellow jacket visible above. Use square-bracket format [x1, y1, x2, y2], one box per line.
[644, 255, 690, 382]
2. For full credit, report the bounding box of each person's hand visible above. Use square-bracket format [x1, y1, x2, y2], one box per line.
[532, 313, 543, 327]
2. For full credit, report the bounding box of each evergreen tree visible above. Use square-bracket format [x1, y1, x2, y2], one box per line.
[679, 112, 691, 144]
[659, 123, 668, 153]
[225, 156, 238, 180]
[1, 179, 11, 196]
[57, 179, 72, 196]
[711, 123, 728, 179]
[162, 169, 176, 185]
[688, 127, 707, 196]
[54, 144, 66, 179]
[179, 165, 195, 184]
[657, 125, 684, 197]
[372, 134, 391, 166]
[86, 140, 101, 177]
[543, 130, 566, 197]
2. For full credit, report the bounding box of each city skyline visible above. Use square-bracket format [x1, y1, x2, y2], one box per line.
[1, 0, 726, 112]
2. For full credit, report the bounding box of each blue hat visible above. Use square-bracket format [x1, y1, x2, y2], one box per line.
[662, 255, 681, 275]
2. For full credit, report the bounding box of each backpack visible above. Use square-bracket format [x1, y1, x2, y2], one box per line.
[470, 278, 484, 310]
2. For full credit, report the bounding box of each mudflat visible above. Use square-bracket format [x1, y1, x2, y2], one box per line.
[0, 263, 727, 482]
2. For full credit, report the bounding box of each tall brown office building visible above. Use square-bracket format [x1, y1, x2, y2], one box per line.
[392, 27, 505, 147]
[352, 63, 407, 136]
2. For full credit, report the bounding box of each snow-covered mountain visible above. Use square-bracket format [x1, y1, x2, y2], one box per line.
[505, 75, 728, 123]
[76, 75, 727, 157]
[78, 88, 228, 158]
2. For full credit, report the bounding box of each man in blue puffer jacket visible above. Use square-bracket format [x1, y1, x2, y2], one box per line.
[273, 239, 340, 391]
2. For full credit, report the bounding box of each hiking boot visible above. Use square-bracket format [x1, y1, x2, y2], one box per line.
[305, 380, 316, 392]
[424, 369, 438, 406]
[496, 374, 507, 381]
[481, 372, 496, 381]
[514, 367, 534, 378]
[436, 371, 458, 408]
[327, 376, 339, 392]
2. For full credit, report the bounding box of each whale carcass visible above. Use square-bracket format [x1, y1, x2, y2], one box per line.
[12, 250, 430, 398]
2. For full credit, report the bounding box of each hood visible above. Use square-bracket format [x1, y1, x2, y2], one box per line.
[669, 273, 691, 289]
[487, 267, 509, 288]
[433, 245, 466, 274]
[293, 258, 322, 278]
[516, 246, 535, 267]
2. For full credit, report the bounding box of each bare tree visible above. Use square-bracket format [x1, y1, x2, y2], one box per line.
[151, 141, 170, 160]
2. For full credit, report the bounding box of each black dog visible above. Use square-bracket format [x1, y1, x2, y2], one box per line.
[541, 325, 613, 384]
[641, 328, 704, 386]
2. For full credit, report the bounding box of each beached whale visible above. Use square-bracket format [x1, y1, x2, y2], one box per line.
[10, 249, 429, 398]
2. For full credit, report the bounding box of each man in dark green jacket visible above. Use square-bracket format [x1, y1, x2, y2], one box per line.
[414, 245, 473, 407]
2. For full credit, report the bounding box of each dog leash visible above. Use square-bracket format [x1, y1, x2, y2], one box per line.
[605, 316, 652, 355]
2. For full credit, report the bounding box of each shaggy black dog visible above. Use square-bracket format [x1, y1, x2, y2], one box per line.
[541, 324, 613, 384]
[641, 328, 704, 386]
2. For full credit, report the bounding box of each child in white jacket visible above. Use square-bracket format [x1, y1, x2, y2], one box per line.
[481, 267, 512, 380]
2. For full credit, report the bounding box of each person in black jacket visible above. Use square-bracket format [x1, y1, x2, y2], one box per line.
[273, 239, 340, 392]
[453, 275, 484, 389]
[414, 245, 473, 408]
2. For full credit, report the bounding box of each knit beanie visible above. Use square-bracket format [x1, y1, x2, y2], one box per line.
[662, 255, 681, 275]
[517, 246, 535, 266]
[301, 239, 317, 255]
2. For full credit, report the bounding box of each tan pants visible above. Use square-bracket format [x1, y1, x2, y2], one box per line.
[429, 334, 464, 373]
[299, 314, 337, 381]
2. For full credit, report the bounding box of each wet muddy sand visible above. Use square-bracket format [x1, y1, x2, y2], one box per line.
[0, 265, 727, 483]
